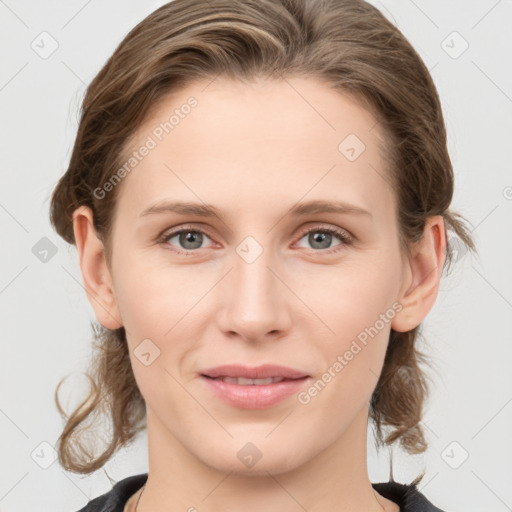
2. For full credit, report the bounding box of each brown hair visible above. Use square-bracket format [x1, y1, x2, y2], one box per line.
[49, 0, 477, 481]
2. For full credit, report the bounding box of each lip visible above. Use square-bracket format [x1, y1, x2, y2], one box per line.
[200, 364, 309, 380]
[199, 364, 311, 409]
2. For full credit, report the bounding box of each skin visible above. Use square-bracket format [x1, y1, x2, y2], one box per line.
[72, 76, 446, 512]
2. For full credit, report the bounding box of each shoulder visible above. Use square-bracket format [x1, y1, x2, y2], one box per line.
[372, 480, 447, 512]
[74, 473, 148, 512]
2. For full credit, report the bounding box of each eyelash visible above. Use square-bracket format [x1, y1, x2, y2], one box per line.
[157, 224, 353, 255]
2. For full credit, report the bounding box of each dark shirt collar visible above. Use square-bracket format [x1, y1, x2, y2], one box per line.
[77, 473, 446, 512]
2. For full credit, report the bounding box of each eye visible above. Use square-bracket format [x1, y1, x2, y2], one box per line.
[158, 226, 215, 254]
[157, 224, 353, 255]
[295, 226, 353, 253]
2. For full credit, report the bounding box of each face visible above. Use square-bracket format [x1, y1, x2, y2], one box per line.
[93, 76, 414, 475]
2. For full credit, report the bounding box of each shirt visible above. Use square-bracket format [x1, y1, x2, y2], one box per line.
[75, 472, 447, 512]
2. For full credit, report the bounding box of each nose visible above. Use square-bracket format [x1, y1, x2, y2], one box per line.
[216, 243, 292, 343]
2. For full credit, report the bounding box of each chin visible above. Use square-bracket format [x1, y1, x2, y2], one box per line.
[195, 438, 309, 477]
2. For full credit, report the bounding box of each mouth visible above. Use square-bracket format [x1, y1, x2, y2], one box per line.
[200, 363, 309, 380]
[199, 364, 310, 409]
[202, 375, 299, 385]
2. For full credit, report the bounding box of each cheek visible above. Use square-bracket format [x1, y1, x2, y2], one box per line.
[298, 256, 399, 337]
[112, 259, 206, 390]
[301, 308, 393, 422]
[112, 253, 196, 337]
[298, 259, 398, 392]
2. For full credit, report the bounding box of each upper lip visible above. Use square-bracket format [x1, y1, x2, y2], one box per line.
[201, 364, 309, 380]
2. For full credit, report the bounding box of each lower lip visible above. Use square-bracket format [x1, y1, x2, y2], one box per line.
[200, 375, 310, 409]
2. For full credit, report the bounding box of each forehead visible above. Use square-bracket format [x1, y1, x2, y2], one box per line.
[115, 76, 394, 224]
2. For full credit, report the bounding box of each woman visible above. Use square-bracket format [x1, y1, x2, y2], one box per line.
[49, 0, 476, 511]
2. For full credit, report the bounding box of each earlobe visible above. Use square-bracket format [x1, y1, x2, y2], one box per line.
[72, 206, 123, 330]
[391, 216, 447, 333]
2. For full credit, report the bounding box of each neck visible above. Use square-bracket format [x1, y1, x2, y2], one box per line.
[139, 405, 393, 512]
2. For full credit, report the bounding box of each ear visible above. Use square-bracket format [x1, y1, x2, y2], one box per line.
[72, 206, 123, 330]
[391, 215, 447, 333]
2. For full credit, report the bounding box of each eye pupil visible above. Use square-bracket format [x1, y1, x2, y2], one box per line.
[180, 231, 203, 249]
[309, 231, 332, 249]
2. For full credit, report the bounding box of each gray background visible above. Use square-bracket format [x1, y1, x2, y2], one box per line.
[1, 1, 511, 511]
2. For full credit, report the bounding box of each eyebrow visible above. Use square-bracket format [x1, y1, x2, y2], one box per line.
[139, 199, 372, 220]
